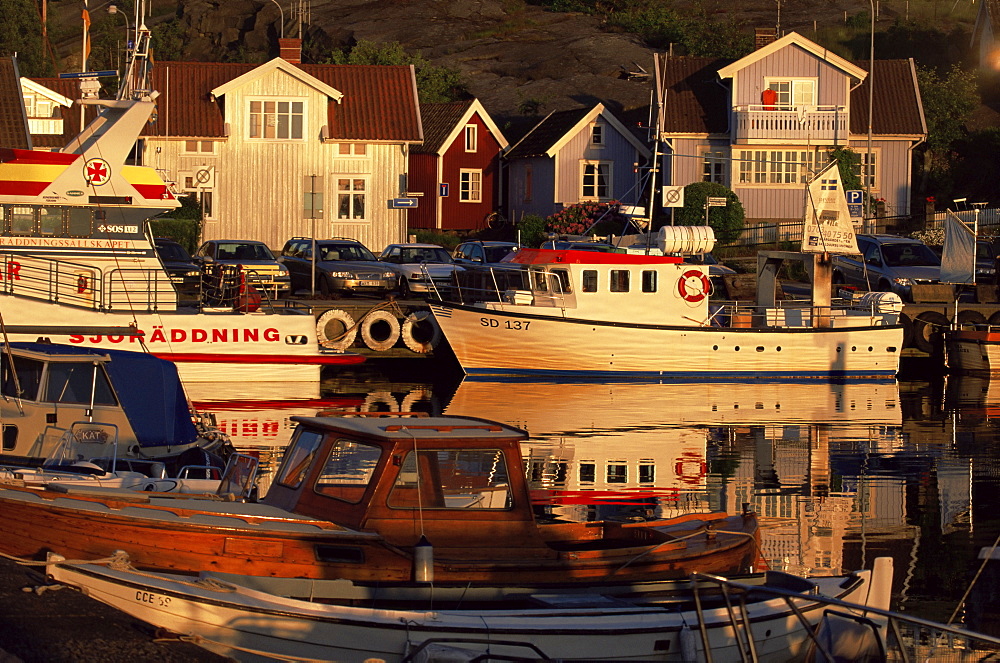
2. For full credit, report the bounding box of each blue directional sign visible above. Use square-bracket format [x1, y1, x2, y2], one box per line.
[59, 70, 118, 79]
[439, 183, 449, 197]
[390, 198, 419, 209]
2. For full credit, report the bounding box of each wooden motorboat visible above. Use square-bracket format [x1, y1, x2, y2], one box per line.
[43, 553, 896, 662]
[0, 415, 759, 584]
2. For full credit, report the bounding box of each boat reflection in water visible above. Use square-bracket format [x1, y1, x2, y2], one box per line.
[445, 379, 908, 580]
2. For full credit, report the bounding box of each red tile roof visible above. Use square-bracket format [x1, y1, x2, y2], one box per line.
[143, 60, 422, 142]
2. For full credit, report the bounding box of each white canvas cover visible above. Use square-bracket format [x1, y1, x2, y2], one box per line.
[940, 210, 976, 284]
[801, 162, 860, 255]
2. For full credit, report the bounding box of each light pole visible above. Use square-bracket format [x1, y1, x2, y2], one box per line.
[107, 5, 130, 70]
[269, 0, 285, 39]
[865, 0, 874, 233]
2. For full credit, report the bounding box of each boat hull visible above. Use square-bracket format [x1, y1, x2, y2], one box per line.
[947, 330, 998, 374]
[46, 558, 888, 663]
[0, 298, 362, 380]
[0, 485, 757, 584]
[430, 303, 903, 379]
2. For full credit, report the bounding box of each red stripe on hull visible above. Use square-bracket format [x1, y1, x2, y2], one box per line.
[150, 352, 366, 365]
[0, 181, 49, 196]
[132, 183, 175, 200]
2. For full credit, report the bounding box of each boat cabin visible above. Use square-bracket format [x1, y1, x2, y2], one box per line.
[0, 342, 216, 462]
[494, 248, 710, 326]
[264, 415, 549, 549]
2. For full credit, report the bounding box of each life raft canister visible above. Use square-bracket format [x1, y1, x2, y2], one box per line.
[677, 269, 711, 303]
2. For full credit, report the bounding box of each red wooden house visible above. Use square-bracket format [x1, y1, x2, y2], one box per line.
[407, 99, 508, 232]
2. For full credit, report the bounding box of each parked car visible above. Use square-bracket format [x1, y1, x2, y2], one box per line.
[279, 237, 398, 298]
[453, 240, 519, 267]
[194, 239, 291, 298]
[977, 238, 998, 285]
[832, 234, 941, 302]
[379, 243, 463, 297]
[153, 237, 202, 304]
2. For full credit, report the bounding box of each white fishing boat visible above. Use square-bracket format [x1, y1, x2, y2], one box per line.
[44, 553, 896, 662]
[0, 21, 362, 383]
[431, 247, 903, 380]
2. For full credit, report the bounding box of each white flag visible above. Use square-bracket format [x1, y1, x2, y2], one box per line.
[801, 161, 860, 255]
[940, 210, 976, 284]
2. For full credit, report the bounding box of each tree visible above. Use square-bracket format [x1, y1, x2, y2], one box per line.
[323, 40, 467, 104]
[672, 182, 745, 245]
[916, 64, 979, 198]
[0, 0, 52, 76]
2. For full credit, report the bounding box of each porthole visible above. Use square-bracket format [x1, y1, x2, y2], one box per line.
[713, 345, 719, 351]
[851, 346, 857, 351]
[755, 346, 765, 352]
[734, 346, 741, 351]
[776, 346, 782, 351]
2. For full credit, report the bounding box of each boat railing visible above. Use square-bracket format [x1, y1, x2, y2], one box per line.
[690, 571, 1000, 662]
[0, 253, 104, 311]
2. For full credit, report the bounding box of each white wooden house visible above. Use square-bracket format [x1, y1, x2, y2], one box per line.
[655, 31, 926, 224]
[504, 103, 652, 221]
[135, 45, 423, 252]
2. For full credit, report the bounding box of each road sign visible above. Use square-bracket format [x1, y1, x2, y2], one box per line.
[662, 186, 685, 208]
[846, 190, 864, 205]
[390, 198, 419, 209]
[439, 183, 449, 197]
[848, 204, 863, 218]
[707, 197, 727, 207]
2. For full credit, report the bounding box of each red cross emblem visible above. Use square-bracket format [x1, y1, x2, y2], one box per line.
[84, 158, 111, 186]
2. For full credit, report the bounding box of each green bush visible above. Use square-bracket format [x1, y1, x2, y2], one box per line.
[516, 214, 547, 247]
[412, 229, 461, 250]
[672, 182, 745, 244]
[148, 218, 201, 254]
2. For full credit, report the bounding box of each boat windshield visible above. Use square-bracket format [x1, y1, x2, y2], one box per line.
[387, 449, 511, 510]
[0, 355, 43, 400]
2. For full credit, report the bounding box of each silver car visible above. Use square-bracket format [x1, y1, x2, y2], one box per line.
[379, 243, 463, 297]
[832, 234, 941, 301]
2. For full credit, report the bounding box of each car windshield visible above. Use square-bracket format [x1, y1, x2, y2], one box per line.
[319, 244, 377, 262]
[484, 245, 515, 262]
[881, 242, 940, 267]
[157, 243, 191, 262]
[217, 243, 274, 261]
[399, 247, 452, 263]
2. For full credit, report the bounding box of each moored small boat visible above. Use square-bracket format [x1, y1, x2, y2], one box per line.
[0, 415, 759, 585]
[43, 553, 896, 662]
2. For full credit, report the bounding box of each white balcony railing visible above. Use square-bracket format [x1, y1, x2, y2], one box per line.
[27, 117, 65, 135]
[732, 105, 848, 142]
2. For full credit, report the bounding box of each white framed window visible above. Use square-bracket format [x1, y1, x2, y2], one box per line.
[702, 149, 727, 183]
[737, 148, 830, 186]
[183, 140, 215, 154]
[591, 123, 604, 147]
[851, 150, 880, 192]
[337, 177, 367, 220]
[764, 78, 817, 109]
[335, 143, 368, 157]
[464, 125, 478, 152]
[248, 99, 304, 140]
[580, 161, 612, 200]
[459, 169, 482, 202]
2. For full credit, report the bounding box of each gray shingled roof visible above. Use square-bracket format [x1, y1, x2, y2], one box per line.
[412, 99, 474, 154]
[505, 106, 593, 159]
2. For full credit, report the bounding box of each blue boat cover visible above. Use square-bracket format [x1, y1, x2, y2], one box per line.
[8, 342, 199, 448]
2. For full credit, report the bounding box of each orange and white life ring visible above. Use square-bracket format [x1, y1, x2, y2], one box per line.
[675, 453, 707, 485]
[677, 269, 711, 303]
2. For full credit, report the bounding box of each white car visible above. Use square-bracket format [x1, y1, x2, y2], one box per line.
[379, 243, 463, 297]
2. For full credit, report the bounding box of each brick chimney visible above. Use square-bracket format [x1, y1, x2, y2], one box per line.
[279, 38, 302, 64]
[754, 28, 777, 50]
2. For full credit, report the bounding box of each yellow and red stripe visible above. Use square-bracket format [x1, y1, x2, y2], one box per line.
[0, 149, 78, 196]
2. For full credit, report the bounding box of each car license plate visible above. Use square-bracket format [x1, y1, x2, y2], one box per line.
[360, 280, 380, 287]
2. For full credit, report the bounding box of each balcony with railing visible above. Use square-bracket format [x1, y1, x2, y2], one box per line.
[732, 105, 849, 143]
[27, 116, 65, 135]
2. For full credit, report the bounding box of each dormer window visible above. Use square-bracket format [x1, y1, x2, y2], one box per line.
[464, 125, 478, 152]
[763, 79, 816, 110]
[248, 99, 304, 140]
[591, 123, 604, 147]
